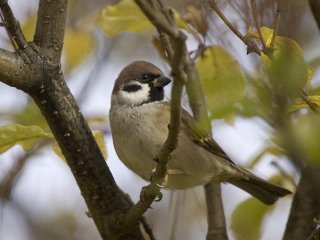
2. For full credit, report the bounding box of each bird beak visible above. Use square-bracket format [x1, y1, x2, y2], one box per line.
[152, 76, 171, 87]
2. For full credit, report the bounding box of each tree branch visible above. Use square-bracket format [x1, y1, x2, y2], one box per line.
[0, 0, 28, 49]
[135, 0, 179, 38]
[207, 0, 261, 56]
[270, 1, 282, 51]
[133, 1, 228, 239]
[124, 65, 184, 227]
[122, 0, 186, 227]
[283, 167, 320, 240]
[182, 14, 229, 240]
[0, 0, 37, 62]
[1, 1, 144, 239]
[34, 0, 68, 64]
[0, 48, 40, 89]
[251, 0, 268, 52]
[27, 62, 142, 240]
[205, 183, 228, 240]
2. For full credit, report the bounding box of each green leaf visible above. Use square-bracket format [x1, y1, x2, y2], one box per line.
[12, 101, 48, 130]
[292, 114, 320, 165]
[98, 0, 152, 37]
[231, 197, 274, 240]
[0, 124, 51, 154]
[52, 131, 107, 161]
[196, 46, 245, 119]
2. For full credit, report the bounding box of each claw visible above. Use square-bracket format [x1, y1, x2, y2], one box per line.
[155, 192, 163, 202]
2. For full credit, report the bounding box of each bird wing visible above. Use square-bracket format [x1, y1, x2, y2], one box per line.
[179, 107, 236, 165]
[160, 103, 245, 188]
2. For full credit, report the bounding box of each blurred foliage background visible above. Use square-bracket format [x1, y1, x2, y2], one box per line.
[0, 0, 319, 239]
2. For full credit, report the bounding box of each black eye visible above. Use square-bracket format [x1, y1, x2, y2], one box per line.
[141, 74, 149, 81]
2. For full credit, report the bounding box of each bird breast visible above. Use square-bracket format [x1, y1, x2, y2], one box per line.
[109, 102, 169, 180]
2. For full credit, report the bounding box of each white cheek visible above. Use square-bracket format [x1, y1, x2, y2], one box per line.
[113, 83, 150, 106]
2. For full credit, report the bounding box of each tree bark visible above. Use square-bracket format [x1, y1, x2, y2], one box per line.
[283, 167, 320, 240]
[0, 0, 144, 239]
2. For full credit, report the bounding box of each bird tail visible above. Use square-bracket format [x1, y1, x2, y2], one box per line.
[228, 171, 291, 205]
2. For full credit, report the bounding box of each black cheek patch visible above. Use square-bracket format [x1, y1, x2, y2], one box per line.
[123, 84, 142, 92]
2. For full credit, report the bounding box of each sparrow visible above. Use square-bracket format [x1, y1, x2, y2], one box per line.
[109, 60, 291, 205]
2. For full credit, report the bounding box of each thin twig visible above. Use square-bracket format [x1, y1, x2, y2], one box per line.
[307, 221, 320, 240]
[123, 1, 186, 227]
[135, 0, 179, 38]
[207, 0, 261, 55]
[0, 10, 16, 49]
[299, 89, 319, 113]
[270, 1, 281, 51]
[140, 217, 156, 240]
[251, 0, 268, 52]
[0, 0, 28, 49]
[204, 183, 228, 240]
[135, 1, 228, 239]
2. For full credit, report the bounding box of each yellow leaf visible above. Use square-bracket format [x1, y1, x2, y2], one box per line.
[52, 131, 107, 162]
[98, 0, 152, 37]
[231, 198, 275, 240]
[64, 29, 96, 71]
[98, 0, 189, 37]
[246, 26, 273, 43]
[288, 95, 320, 112]
[306, 67, 314, 92]
[0, 124, 51, 153]
[246, 26, 308, 100]
[196, 46, 245, 119]
[92, 131, 108, 160]
[22, 15, 37, 41]
[171, 8, 190, 32]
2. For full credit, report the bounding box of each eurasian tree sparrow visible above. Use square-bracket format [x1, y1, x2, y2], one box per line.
[109, 60, 291, 205]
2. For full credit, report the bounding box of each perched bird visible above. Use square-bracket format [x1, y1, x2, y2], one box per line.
[109, 60, 291, 205]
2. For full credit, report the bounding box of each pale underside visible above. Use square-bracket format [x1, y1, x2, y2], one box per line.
[109, 98, 245, 189]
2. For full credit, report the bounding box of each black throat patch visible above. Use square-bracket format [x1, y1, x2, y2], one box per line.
[148, 86, 164, 103]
